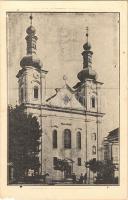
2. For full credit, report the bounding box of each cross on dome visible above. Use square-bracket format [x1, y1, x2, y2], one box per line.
[83, 26, 91, 51]
[30, 13, 33, 26]
[26, 14, 36, 35]
[86, 26, 89, 42]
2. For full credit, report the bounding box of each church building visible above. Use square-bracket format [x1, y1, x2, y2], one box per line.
[16, 15, 104, 182]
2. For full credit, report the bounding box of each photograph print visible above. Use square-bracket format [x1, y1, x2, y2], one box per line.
[7, 12, 119, 185]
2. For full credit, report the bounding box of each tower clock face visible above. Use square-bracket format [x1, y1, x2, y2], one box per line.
[33, 73, 39, 79]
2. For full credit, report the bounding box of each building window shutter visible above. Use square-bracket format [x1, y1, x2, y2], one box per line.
[64, 129, 71, 149]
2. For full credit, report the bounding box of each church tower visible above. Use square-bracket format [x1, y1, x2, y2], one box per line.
[16, 15, 48, 106]
[74, 27, 103, 112]
[74, 28, 104, 161]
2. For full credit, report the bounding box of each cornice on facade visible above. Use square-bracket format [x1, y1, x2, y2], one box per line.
[20, 102, 105, 117]
[16, 66, 48, 79]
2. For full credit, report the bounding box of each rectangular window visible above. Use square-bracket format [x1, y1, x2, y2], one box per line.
[92, 146, 96, 155]
[92, 97, 95, 108]
[77, 132, 81, 149]
[53, 130, 57, 148]
[53, 157, 57, 166]
[78, 158, 81, 166]
[34, 87, 38, 98]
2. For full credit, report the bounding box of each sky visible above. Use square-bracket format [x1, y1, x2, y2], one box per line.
[7, 12, 119, 135]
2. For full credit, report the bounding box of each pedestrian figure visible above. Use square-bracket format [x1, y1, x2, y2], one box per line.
[79, 173, 84, 184]
[42, 173, 49, 184]
[84, 173, 87, 184]
[72, 173, 76, 184]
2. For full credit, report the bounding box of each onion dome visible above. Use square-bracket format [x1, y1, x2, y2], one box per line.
[76, 27, 98, 82]
[26, 25, 36, 35]
[77, 68, 97, 82]
[20, 14, 43, 69]
[83, 42, 91, 51]
[20, 54, 43, 69]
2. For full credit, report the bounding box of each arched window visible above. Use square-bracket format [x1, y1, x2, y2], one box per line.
[53, 130, 57, 148]
[92, 145, 96, 155]
[64, 129, 71, 149]
[91, 96, 95, 108]
[77, 132, 81, 149]
[34, 86, 38, 99]
[21, 87, 23, 101]
[91, 133, 96, 141]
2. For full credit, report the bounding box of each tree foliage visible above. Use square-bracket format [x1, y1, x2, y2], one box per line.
[54, 158, 70, 172]
[54, 158, 72, 179]
[85, 159, 116, 184]
[8, 105, 41, 182]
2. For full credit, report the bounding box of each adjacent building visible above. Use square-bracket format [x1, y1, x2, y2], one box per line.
[104, 128, 119, 178]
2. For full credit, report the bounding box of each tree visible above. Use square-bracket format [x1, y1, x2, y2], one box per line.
[85, 159, 116, 184]
[96, 160, 116, 184]
[8, 105, 41, 183]
[85, 159, 102, 174]
[85, 159, 102, 183]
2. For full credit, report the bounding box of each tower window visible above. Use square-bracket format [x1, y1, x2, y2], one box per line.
[78, 158, 81, 166]
[91, 96, 95, 108]
[64, 129, 71, 149]
[88, 54, 92, 64]
[32, 43, 36, 49]
[53, 130, 57, 148]
[34, 86, 38, 99]
[91, 133, 96, 141]
[92, 145, 96, 155]
[32, 43, 34, 48]
[21, 87, 23, 101]
[77, 132, 81, 149]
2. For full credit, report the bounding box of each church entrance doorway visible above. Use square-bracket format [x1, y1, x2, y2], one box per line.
[65, 165, 72, 178]
[64, 158, 74, 179]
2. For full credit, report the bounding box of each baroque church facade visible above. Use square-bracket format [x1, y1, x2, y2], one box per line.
[16, 16, 104, 182]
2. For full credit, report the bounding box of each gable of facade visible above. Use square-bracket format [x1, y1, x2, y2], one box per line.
[46, 84, 84, 111]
